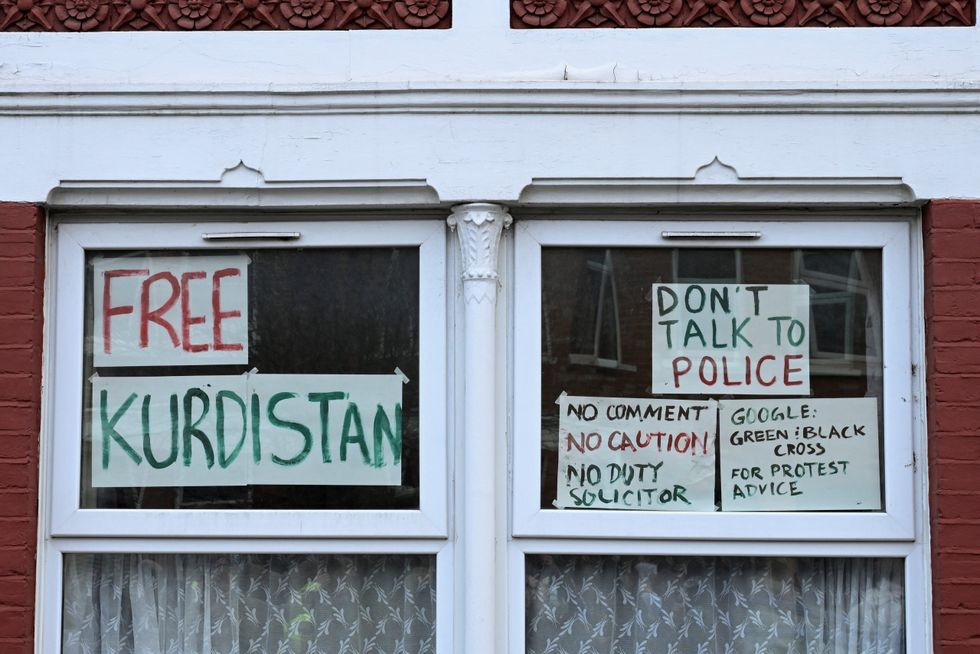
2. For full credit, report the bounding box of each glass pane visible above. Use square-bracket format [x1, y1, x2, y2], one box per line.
[541, 248, 884, 512]
[82, 248, 421, 510]
[526, 554, 904, 654]
[63, 552, 436, 654]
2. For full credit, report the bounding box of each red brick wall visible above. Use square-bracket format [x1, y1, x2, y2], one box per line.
[0, 203, 43, 654]
[925, 200, 980, 654]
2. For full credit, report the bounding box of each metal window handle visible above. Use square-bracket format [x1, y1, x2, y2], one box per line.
[201, 232, 301, 241]
[661, 231, 762, 240]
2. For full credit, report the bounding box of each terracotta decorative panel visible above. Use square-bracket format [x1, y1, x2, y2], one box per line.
[511, 0, 972, 26]
[0, 0, 449, 30]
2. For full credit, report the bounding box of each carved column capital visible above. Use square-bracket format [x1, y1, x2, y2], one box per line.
[447, 202, 513, 281]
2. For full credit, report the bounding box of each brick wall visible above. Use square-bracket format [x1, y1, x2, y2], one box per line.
[925, 200, 980, 654]
[0, 204, 43, 654]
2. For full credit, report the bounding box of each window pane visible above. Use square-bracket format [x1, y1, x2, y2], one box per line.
[82, 248, 421, 510]
[541, 248, 884, 512]
[63, 552, 436, 654]
[526, 554, 904, 654]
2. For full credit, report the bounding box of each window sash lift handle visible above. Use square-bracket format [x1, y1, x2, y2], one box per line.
[201, 232, 301, 241]
[661, 231, 762, 240]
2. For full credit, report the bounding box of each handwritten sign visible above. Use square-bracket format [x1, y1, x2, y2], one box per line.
[651, 283, 811, 395]
[719, 398, 881, 511]
[93, 255, 249, 367]
[556, 395, 717, 511]
[91, 373, 403, 487]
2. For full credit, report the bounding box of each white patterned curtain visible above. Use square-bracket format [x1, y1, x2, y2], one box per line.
[526, 555, 904, 654]
[63, 553, 436, 654]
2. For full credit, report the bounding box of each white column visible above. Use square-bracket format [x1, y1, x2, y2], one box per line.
[448, 202, 512, 654]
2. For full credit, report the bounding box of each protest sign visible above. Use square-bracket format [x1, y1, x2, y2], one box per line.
[651, 283, 810, 395]
[91, 373, 403, 487]
[93, 255, 249, 367]
[719, 397, 881, 511]
[556, 395, 717, 511]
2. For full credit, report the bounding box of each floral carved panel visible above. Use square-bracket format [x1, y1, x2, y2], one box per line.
[0, 0, 449, 30]
[512, 0, 972, 26]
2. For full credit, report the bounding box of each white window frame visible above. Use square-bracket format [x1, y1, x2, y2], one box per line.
[48, 219, 449, 539]
[512, 218, 917, 542]
[41, 538, 453, 654]
[508, 538, 931, 654]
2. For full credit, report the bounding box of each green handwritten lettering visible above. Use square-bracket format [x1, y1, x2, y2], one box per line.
[216, 390, 247, 468]
[308, 392, 346, 464]
[141, 393, 178, 469]
[101, 389, 142, 469]
[182, 388, 214, 468]
[372, 403, 402, 468]
[267, 392, 313, 467]
[340, 403, 369, 464]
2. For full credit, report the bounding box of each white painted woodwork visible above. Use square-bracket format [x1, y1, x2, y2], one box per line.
[48, 220, 449, 539]
[448, 203, 512, 654]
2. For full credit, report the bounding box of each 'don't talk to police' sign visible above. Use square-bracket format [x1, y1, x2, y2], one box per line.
[651, 283, 811, 396]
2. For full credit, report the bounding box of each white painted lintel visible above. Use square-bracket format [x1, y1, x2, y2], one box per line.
[518, 158, 920, 208]
[47, 162, 442, 210]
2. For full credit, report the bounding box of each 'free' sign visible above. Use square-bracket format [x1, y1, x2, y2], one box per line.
[93, 255, 249, 367]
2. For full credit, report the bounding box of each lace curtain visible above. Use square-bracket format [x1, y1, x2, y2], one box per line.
[526, 555, 904, 654]
[63, 553, 436, 654]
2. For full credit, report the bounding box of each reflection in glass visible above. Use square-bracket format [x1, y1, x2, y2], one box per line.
[567, 250, 636, 372]
[799, 250, 882, 380]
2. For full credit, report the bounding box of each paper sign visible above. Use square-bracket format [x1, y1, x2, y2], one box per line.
[651, 283, 811, 395]
[93, 255, 249, 367]
[719, 397, 881, 511]
[556, 395, 717, 511]
[91, 373, 403, 487]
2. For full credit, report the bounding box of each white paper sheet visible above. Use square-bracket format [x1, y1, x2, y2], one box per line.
[719, 397, 881, 511]
[651, 283, 811, 395]
[91, 373, 403, 487]
[92, 255, 249, 367]
[556, 395, 717, 511]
